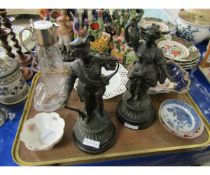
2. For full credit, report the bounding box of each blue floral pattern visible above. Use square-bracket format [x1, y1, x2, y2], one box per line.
[160, 99, 201, 134]
[177, 24, 200, 42]
[166, 106, 192, 130]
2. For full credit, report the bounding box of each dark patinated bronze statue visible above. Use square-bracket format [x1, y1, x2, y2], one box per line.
[117, 23, 172, 129]
[64, 35, 119, 154]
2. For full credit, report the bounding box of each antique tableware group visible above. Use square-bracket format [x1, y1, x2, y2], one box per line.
[15, 9, 205, 155]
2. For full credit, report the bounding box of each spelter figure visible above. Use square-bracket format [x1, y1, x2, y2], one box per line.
[64, 35, 119, 154]
[117, 24, 172, 129]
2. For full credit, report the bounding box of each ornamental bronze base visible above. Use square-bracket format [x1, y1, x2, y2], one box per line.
[116, 93, 156, 130]
[72, 109, 116, 154]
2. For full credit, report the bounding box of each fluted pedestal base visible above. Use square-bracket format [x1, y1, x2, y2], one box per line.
[73, 109, 116, 154]
[116, 93, 156, 130]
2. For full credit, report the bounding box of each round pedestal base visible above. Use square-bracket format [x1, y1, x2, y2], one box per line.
[73, 126, 116, 154]
[73, 110, 116, 154]
[117, 100, 156, 130]
[16, 54, 33, 67]
[20, 67, 33, 81]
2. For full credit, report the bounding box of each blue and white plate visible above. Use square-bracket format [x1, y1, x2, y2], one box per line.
[159, 99, 204, 138]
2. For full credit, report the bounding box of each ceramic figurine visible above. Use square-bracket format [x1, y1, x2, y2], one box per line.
[102, 10, 114, 36]
[90, 32, 111, 53]
[112, 9, 122, 36]
[92, 9, 98, 21]
[56, 9, 73, 61]
[72, 11, 87, 38]
[64, 35, 119, 154]
[39, 9, 50, 20]
[117, 24, 173, 129]
[81, 9, 89, 30]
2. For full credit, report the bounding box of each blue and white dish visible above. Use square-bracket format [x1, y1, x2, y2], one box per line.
[159, 113, 204, 139]
[159, 99, 203, 138]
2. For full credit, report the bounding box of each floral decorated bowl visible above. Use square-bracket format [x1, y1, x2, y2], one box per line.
[175, 11, 210, 44]
[148, 60, 190, 94]
[20, 112, 65, 151]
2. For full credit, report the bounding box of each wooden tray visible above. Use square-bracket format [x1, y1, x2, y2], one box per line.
[12, 72, 210, 166]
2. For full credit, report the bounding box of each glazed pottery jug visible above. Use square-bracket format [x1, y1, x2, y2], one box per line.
[0, 58, 29, 105]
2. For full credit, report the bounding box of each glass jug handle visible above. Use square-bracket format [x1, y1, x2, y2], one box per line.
[19, 27, 34, 53]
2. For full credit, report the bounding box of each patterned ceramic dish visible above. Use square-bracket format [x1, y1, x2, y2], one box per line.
[156, 35, 200, 70]
[140, 17, 176, 34]
[149, 60, 190, 94]
[159, 113, 204, 139]
[157, 35, 200, 63]
[159, 99, 204, 139]
[20, 112, 65, 151]
[74, 64, 128, 99]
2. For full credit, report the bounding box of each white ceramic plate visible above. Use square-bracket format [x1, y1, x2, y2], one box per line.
[74, 64, 128, 99]
[20, 112, 65, 151]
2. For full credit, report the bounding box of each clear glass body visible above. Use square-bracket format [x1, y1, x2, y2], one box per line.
[34, 44, 68, 112]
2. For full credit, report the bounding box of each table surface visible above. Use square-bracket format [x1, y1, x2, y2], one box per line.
[0, 40, 210, 166]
